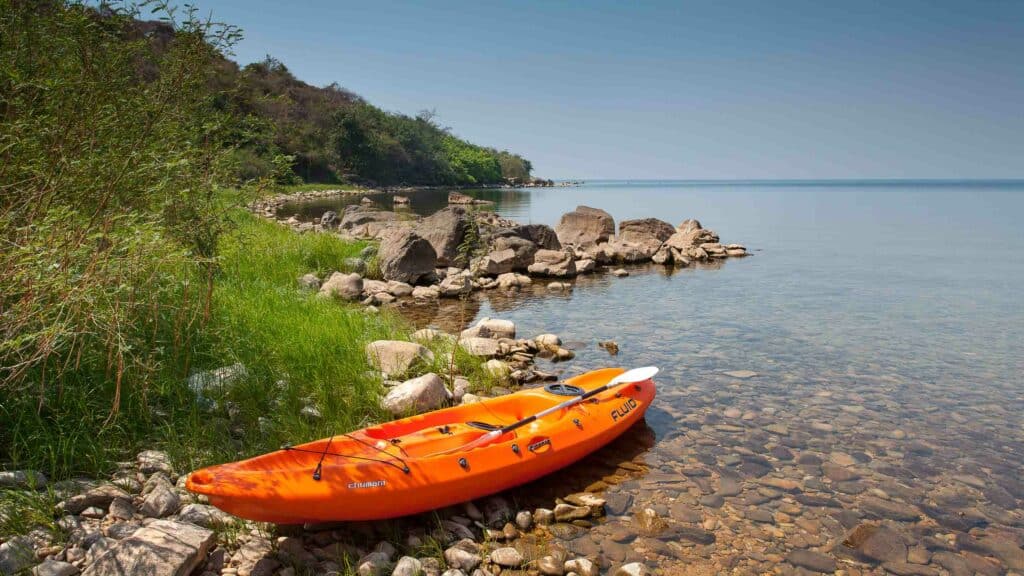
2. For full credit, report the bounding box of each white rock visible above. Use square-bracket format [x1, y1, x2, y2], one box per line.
[482, 359, 511, 380]
[613, 562, 649, 576]
[365, 340, 434, 376]
[319, 272, 364, 300]
[381, 373, 450, 415]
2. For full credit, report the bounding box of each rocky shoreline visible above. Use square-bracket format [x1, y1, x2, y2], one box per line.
[254, 189, 750, 314]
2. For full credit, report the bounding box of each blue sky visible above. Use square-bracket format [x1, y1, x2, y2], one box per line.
[174, 0, 1023, 179]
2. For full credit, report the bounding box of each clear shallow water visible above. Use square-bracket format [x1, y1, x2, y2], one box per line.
[411, 181, 1024, 572]
[292, 180, 1024, 572]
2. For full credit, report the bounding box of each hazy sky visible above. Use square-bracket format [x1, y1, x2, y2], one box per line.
[176, 0, 1023, 179]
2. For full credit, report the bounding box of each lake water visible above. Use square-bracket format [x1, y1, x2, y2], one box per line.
[300, 181, 1024, 573]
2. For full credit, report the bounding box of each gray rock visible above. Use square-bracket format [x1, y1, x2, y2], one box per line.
[514, 510, 533, 531]
[475, 249, 517, 276]
[80, 520, 214, 576]
[31, 559, 78, 576]
[438, 274, 472, 297]
[786, 550, 836, 573]
[381, 373, 449, 415]
[443, 540, 481, 571]
[386, 280, 414, 297]
[232, 538, 276, 576]
[490, 235, 538, 270]
[62, 483, 130, 514]
[490, 547, 523, 567]
[106, 522, 142, 540]
[459, 338, 499, 358]
[187, 363, 248, 394]
[416, 207, 469, 267]
[140, 476, 180, 518]
[618, 218, 675, 245]
[365, 340, 434, 376]
[320, 210, 338, 228]
[440, 571, 466, 576]
[356, 551, 391, 576]
[136, 450, 174, 476]
[176, 503, 234, 528]
[392, 556, 422, 576]
[554, 503, 590, 522]
[482, 496, 512, 526]
[379, 228, 437, 283]
[843, 523, 907, 563]
[462, 318, 516, 340]
[527, 249, 576, 277]
[0, 470, 47, 490]
[319, 272, 363, 300]
[411, 285, 441, 299]
[297, 273, 321, 291]
[495, 272, 531, 289]
[338, 205, 400, 238]
[0, 536, 35, 575]
[108, 497, 134, 520]
[510, 224, 561, 250]
[534, 508, 555, 524]
[555, 206, 615, 247]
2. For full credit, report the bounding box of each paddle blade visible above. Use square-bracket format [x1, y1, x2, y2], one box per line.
[610, 366, 659, 386]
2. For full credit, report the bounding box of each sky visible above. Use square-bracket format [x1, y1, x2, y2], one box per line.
[171, 0, 1023, 179]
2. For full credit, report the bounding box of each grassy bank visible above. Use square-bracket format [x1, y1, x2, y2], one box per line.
[1, 213, 401, 478]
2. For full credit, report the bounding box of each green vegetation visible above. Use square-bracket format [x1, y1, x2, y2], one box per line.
[0, 1, 507, 483]
[226, 55, 532, 186]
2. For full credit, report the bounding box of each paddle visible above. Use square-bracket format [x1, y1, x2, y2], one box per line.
[451, 366, 659, 454]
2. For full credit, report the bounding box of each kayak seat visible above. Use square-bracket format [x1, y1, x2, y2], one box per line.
[465, 421, 501, 431]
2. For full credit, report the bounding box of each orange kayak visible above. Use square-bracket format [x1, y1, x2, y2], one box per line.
[186, 367, 656, 523]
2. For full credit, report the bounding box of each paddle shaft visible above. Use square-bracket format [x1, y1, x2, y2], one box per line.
[442, 366, 659, 455]
[496, 380, 625, 434]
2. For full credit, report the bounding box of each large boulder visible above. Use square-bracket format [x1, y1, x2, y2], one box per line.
[319, 272, 363, 300]
[527, 250, 577, 277]
[619, 218, 675, 246]
[80, 520, 214, 576]
[338, 205, 401, 239]
[416, 207, 469, 267]
[555, 206, 615, 247]
[510, 224, 561, 250]
[378, 229, 437, 283]
[381, 373, 450, 415]
[365, 341, 435, 376]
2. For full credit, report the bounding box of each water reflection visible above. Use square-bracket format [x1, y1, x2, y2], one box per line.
[275, 187, 535, 221]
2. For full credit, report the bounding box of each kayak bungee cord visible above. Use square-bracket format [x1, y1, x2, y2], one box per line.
[282, 435, 411, 478]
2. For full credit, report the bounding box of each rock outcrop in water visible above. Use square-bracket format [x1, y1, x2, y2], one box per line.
[256, 191, 751, 313]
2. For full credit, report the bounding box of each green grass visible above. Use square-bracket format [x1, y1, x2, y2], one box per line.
[164, 212, 410, 471]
